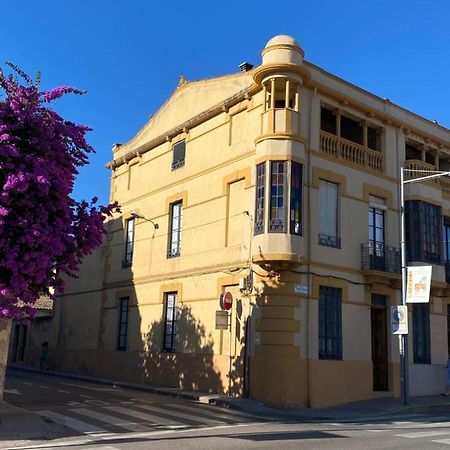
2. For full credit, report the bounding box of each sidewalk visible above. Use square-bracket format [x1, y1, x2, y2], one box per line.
[6, 364, 450, 424]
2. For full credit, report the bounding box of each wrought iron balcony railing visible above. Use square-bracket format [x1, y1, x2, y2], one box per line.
[361, 242, 401, 274]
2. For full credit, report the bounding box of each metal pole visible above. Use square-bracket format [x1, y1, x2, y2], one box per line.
[228, 308, 232, 396]
[400, 167, 409, 405]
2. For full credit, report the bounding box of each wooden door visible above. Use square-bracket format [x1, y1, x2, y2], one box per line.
[371, 296, 388, 391]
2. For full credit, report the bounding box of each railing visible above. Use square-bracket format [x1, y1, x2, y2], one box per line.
[404, 160, 450, 194]
[320, 131, 384, 173]
[318, 234, 341, 249]
[361, 242, 401, 274]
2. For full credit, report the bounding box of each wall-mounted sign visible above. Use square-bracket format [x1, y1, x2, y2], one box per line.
[215, 310, 229, 330]
[294, 284, 308, 295]
[391, 305, 408, 335]
[406, 266, 432, 303]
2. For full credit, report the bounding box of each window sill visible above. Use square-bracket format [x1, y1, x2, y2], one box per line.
[167, 251, 181, 259]
[318, 355, 342, 361]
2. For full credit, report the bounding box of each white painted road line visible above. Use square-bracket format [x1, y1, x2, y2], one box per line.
[3, 389, 21, 395]
[396, 430, 450, 439]
[166, 402, 246, 423]
[432, 438, 450, 445]
[135, 403, 222, 424]
[71, 408, 148, 432]
[104, 405, 183, 426]
[37, 410, 112, 436]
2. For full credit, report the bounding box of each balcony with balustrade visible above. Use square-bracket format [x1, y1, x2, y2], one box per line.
[319, 106, 384, 174]
[403, 141, 450, 195]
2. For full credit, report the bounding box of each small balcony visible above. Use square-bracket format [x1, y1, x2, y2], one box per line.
[361, 242, 401, 274]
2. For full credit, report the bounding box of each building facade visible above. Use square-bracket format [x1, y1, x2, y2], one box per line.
[15, 35, 450, 408]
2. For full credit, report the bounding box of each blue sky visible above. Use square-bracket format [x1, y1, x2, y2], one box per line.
[1, 0, 449, 205]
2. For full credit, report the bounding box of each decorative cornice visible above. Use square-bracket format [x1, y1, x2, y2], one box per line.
[253, 63, 310, 85]
[261, 44, 305, 57]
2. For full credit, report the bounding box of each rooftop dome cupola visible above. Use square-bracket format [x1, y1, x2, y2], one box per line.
[262, 35, 304, 66]
[253, 35, 308, 86]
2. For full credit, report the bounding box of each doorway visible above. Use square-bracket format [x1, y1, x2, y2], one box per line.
[371, 294, 388, 391]
[11, 324, 28, 362]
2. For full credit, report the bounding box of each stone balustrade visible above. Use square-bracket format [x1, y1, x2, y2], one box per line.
[320, 131, 384, 173]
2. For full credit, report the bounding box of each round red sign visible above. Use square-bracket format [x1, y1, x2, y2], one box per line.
[221, 291, 233, 310]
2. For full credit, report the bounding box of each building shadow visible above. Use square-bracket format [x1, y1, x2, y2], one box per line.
[139, 305, 223, 393]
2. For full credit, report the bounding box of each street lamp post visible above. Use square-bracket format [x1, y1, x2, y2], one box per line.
[130, 212, 159, 229]
[399, 167, 450, 406]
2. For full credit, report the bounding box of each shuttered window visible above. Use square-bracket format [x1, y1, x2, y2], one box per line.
[319, 180, 340, 248]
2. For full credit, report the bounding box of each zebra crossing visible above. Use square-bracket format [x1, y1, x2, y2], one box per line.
[33, 398, 262, 438]
[392, 418, 450, 446]
[356, 417, 450, 447]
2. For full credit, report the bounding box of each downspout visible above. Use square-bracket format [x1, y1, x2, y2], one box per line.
[305, 86, 317, 408]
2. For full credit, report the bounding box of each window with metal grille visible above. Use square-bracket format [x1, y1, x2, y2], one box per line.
[171, 140, 185, 170]
[117, 297, 129, 351]
[319, 286, 342, 360]
[413, 303, 431, 364]
[269, 161, 287, 232]
[163, 292, 177, 352]
[254, 163, 265, 235]
[290, 162, 302, 235]
[319, 180, 340, 248]
[168, 201, 182, 258]
[123, 218, 135, 267]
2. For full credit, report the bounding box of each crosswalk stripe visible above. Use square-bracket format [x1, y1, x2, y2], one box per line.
[396, 430, 450, 439]
[70, 408, 147, 432]
[134, 403, 222, 425]
[37, 410, 111, 436]
[104, 405, 184, 426]
[401, 421, 450, 429]
[165, 403, 244, 423]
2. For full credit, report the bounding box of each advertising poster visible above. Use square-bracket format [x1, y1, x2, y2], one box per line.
[406, 266, 432, 303]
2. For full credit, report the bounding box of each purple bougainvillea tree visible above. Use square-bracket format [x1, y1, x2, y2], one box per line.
[0, 63, 118, 320]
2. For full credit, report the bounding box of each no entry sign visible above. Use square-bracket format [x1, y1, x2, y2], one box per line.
[220, 291, 233, 310]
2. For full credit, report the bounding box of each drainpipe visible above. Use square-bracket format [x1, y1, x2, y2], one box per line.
[305, 86, 317, 408]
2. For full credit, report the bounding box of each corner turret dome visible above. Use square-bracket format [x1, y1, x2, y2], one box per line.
[265, 35, 301, 48]
[261, 34, 304, 66]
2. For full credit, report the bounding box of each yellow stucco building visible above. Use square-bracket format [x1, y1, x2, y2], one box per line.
[13, 35, 450, 408]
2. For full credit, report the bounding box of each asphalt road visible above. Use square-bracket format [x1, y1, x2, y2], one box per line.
[4, 370, 450, 449]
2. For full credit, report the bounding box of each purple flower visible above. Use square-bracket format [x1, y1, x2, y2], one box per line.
[0, 63, 120, 319]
